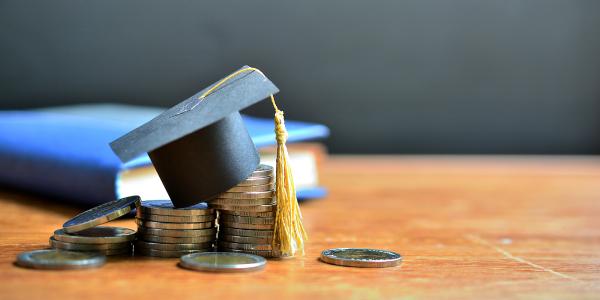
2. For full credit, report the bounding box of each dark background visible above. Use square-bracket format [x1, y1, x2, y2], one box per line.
[1, 0, 599, 154]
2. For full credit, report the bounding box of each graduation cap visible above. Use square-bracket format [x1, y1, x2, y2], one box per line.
[110, 66, 277, 208]
[110, 66, 306, 257]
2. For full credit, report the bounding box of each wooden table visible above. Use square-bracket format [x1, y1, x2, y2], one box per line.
[1, 156, 599, 299]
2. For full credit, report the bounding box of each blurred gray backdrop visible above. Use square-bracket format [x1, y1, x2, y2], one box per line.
[1, 0, 599, 154]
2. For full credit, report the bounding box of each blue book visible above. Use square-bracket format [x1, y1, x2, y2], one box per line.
[0, 104, 329, 206]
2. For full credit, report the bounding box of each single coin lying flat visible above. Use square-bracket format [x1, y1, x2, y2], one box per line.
[320, 248, 402, 268]
[179, 252, 266, 272]
[16, 249, 106, 270]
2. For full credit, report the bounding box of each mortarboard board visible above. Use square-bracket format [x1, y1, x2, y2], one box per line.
[110, 66, 279, 208]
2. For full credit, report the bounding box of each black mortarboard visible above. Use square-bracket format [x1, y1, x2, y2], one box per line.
[110, 66, 279, 208]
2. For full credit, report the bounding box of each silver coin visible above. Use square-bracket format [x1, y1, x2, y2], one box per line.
[237, 176, 273, 187]
[138, 234, 215, 244]
[136, 213, 215, 223]
[137, 226, 217, 238]
[139, 200, 214, 216]
[219, 210, 276, 218]
[210, 198, 274, 206]
[63, 196, 140, 233]
[179, 252, 266, 272]
[221, 248, 281, 258]
[320, 248, 402, 268]
[219, 222, 274, 230]
[210, 204, 276, 212]
[218, 234, 272, 244]
[219, 227, 273, 238]
[252, 164, 274, 177]
[218, 241, 273, 251]
[135, 248, 211, 258]
[53, 227, 136, 244]
[226, 183, 274, 193]
[219, 215, 274, 225]
[15, 249, 106, 270]
[135, 219, 214, 230]
[217, 191, 274, 200]
[134, 240, 213, 251]
[49, 237, 131, 251]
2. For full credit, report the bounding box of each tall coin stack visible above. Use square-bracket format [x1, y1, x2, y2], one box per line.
[208, 164, 280, 258]
[134, 201, 217, 258]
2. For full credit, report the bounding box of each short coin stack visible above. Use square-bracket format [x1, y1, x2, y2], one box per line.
[48, 195, 140, 256]
[50, 227, 136, 256]
[135, 200, 217, 258]
[209, 164, 280, 258]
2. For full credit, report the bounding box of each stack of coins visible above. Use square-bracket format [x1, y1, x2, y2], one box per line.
[209, 164, 280, 258]
[50, 227, 135, 256]
[47, 196, 141, 257]
[135, 200, 217, 258]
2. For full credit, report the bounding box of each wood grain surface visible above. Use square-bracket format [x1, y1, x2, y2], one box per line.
[1, 156, 599, 299]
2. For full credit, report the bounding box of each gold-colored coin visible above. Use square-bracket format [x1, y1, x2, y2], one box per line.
[219, 222, 274, 230]
[219, 215, 274, 225]
[134, 240, 213, 251]
[219, 227, 273, 238]
[218, 241, 273, 251]
[137, 234, 215, 244]
[218, 234, 272, 244]
[136, 213, 215, 223]
[137, 226, 217, 238]
[210, 198, 274, 206]
[135, 219, 214, 230]
[226, 183, 274, 193]
[217, 191, 274, 200]
[210, 204, 276, 212]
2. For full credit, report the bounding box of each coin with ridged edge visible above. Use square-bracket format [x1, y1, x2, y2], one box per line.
[49, 237, 131, 251]
[217, 191, 274, 200]
[138, 234, 215, 244]
[219, 210, 276, 218]
[219, 227, 273, 238]
[320, 248, 402, 268]
[53, 227, 136, 244]
[237, 176, 273, 186]
[63, 196, 140, 233]
[179, 252, 266, 272]
[251, 164, 274, 177]
[219, 222, 274, 230]
[222, 248, 281, 258]
[16, 249, 106, 270]
[210, 204, 276, 212]
[210, 198, 274, 206]
[220, 215, 274, 225]
[135, 219, 214, 230]
[139, 200, 214, 216]
[219, 234, 272, 244]
[137, 226, 217, 238]
[135, 248, 211, 258]
[226, 183, 274, 193]
[136, 213, 215, 223]
[218, 241, 273, 251]
[134, 240, 213, 251]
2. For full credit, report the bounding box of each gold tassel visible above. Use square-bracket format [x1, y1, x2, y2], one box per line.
[270, 96, 307, 257]
[199, 66, 307, 257]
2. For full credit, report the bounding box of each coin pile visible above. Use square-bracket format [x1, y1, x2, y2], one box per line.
[50, 227, 135, 256]
[208, 164, 280, 258]
[47, 195, 140, 256]
[134, 200, 217, 258]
